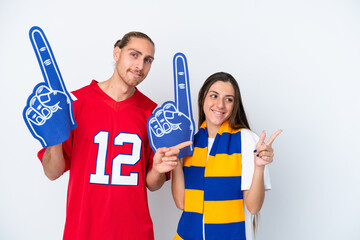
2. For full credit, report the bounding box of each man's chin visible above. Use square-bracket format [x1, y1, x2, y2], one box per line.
[130, 79, 145, 87]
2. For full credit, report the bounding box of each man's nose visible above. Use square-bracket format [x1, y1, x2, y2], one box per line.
[135, 58, 144, 70]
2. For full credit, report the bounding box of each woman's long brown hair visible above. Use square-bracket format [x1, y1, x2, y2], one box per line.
[197, 72, 250, 130]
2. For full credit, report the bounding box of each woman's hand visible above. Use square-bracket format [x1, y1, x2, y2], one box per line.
[254, 130, 282, 167]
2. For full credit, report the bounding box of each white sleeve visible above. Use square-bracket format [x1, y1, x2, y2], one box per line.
[240, 129, 272, 191]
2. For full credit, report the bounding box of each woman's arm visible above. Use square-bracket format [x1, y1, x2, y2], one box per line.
[243, 166, 266, 214]
[171, 159, 185, 210]
[243, 130, 282, 214]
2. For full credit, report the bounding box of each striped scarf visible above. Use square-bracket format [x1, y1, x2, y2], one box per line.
[174, 120, 246, 240]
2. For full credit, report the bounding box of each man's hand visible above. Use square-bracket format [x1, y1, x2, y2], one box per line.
[152, 141, 192, 173]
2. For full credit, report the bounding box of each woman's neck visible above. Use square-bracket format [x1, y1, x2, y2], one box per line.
[207, 124, 219, 138]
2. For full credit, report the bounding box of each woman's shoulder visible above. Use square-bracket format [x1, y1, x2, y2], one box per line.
[240, 128, 259, 144]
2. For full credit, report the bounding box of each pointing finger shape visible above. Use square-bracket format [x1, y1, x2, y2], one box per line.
[173, 53, 193, 119]
[29, 26, 66, 92]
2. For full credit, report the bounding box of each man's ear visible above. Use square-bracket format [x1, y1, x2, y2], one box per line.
[113, 46, 121, 61]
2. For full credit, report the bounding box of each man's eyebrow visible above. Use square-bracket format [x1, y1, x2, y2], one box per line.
[128, 48, 154, 60]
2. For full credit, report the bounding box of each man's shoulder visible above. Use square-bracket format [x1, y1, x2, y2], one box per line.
[71, 81, 96, 100]
[133, 89, 157, 111]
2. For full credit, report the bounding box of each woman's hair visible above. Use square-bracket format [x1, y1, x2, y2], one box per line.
[114, 31, 155, 49]
[198, 72, 250, 130]
[253, 213, 259, 238]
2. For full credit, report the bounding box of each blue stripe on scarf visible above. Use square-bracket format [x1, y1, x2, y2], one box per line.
[194, 127, 208, 148]
[204, 176, 243, 201]
[184, 166, 205, 190]
[177, 212, 203, 240]
[205, 222, 246, 240]
[209, 132, 242, 156]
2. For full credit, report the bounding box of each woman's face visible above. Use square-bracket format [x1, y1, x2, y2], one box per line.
[203, 80, 235, 133]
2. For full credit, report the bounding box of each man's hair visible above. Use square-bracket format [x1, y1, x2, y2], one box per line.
[114, 31, 155, 49]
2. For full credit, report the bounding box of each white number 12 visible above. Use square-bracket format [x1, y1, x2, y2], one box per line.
[89, 131, 141, 186]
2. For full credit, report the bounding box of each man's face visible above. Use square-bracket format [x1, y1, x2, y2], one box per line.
[114, 37, 155, 88]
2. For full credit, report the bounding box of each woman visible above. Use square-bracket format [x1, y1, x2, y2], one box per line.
[172, 72, 281, 240]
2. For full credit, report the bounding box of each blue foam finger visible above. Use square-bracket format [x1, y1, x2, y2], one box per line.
[148, 117, 163, 137]
[148, 102, 194, 158]
[173, 53, 195, 157]
[23, 26, 77, 148]
[173, 53, 193, 120]
[147, 52, 195, 158]
[30, 27, 65, 92]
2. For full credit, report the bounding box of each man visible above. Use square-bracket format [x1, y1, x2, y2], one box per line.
[39, 31, 190, 240]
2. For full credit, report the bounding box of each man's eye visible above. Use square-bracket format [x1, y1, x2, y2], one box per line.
[131, 53, 137, 57]
[145, 58, 152, 63]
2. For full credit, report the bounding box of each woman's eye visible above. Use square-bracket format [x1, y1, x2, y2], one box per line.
[210, 94, 217, 98]
[226, 98, 233, 102]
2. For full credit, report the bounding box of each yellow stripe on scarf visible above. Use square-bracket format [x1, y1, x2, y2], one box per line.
[184, 189, 204, 213]
[205, 153, 242, 177]
[204, 199, 245, 224]
[183, 147, 207, 167]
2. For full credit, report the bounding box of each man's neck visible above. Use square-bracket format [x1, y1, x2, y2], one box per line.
[98, 77, 136, 102]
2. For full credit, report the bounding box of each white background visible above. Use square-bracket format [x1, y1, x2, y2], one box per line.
[1, 0, 359, 239]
